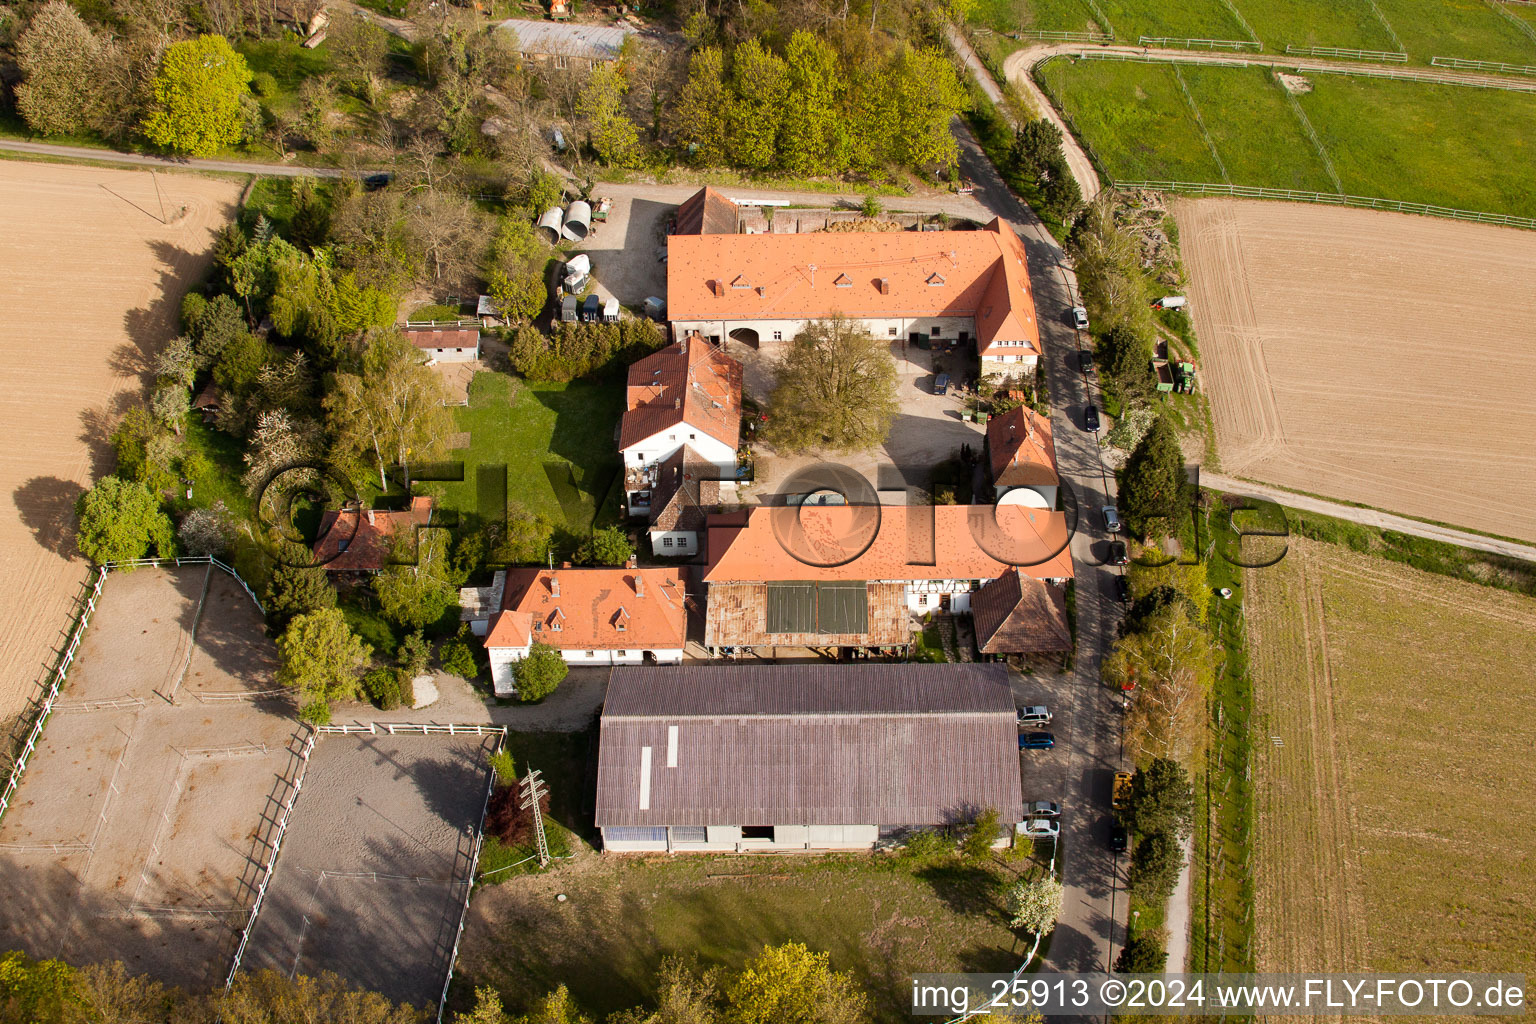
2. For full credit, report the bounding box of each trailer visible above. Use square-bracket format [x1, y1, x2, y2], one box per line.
[1153, 361, 1175, 393]
[1153, 296, 1188, 310]
[560, 295, 578, 323]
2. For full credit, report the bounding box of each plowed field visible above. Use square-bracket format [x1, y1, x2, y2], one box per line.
[1175, 199, 1536, 542]
[0, 161, 239, 718]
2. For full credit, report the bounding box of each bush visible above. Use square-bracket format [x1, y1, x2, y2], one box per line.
[438, 624, 479, 679]
[576, 525, 634, 566]
[251, 71, 279, 98]
[362, 666, 404, 710]
[397, 629, 430, 677]
[514, 642, 568, 702]
[488, 749, 517, 786]
[1114, 933, 1168, 973]
[508, 319, 666, 383]
[1128, 829, 1182, 899]
[960, 807, 1000, 860]
[899, 829, 957, 858]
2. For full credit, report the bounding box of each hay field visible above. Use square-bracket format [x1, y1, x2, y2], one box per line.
[0, 161, 239, 719]
[1175, 198, 1536, 542]
[1245, 538, 1536, 984]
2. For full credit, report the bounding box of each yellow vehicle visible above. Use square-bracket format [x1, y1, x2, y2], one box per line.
[1112, 770, 1134, 813]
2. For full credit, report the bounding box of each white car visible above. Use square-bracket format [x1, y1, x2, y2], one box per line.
[1102, 506, 1121, 533]
[1027, 800, 1061, 818]
[1072, 306, 1090, 330]
[1018, 705, 1052, 726]
[1017, 818, 1061, 839]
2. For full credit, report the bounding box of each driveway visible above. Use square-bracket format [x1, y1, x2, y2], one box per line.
[954, 117, 1132, 974]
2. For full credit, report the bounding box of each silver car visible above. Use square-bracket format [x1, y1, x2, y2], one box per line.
[1103, 506, 1121, 533]
[1018, 705, 1052, 726]
[1027, 800, 1061, 818]
[1072, 306, 1090, 330]
[1018, 818, 1061, 839]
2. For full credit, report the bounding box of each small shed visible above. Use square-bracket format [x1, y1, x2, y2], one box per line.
[582, 294, 602, 322]
[644, 296, 666, 321]
[402, 326, 480, 362]
[561, 295, 579, 323]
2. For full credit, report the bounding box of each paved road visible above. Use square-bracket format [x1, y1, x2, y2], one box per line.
[1201, 472, 1536, 562]
[954, 121, 1130, 978]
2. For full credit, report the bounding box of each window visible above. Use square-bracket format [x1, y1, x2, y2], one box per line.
[833, 273, 852, 288]
[689, 433, 696, 440]
[607, 826, 666, 843]
[888, 327, 898, 337]
[663, 537, 674, 548]
[615, 650, 626, 657]
[919, 595, 929, 607]
[931, 326, 942, 337]
[670, 825, 707, 844]
[553, 55, 569, 70]
[740, 825, 774, 840]
[585, 650, 595, 658]
[927, 272, 946, 286]
[635, 453, 644, 462]
[772, 331, 783, 341]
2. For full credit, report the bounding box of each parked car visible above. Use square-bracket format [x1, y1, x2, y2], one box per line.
[1108, 540, 1129, 565]
[1114, 574, 1130, 604]
[1017, 705, 1052, 726]
[1027, 800, 1061, 818]
[1018, 732, 1055, 750]
[1080, 349, 1095, 373]
[1102, 505, 1121, 533]
[361, 172, 392, 192]
[1072, 306, 1090, 330]
[1084, 405, 1100, 431]
[1109, 824, 1128, 853]
[1018, 818, 1060, 839]
[1112, 770, 1134, 812]
[933, 372, 950, 395]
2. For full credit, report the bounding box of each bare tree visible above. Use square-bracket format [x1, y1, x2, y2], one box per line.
[403, 190, 488, 286]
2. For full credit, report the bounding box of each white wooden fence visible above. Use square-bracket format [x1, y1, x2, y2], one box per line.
[316, 722, 508, 738]
[1285, 44, 1406, 62]
[1431, 54, 1536, 75]
[1115, 180, 1536, 229]
[1139, 36, 1261, 51]
[437, 744, 501, 1024]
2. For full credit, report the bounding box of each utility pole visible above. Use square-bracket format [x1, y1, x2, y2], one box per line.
[518, 768, 551, 867]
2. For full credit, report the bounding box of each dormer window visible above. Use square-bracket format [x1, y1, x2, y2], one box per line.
[927, 272, 946, 286]
[833, 273, 852, 288]
[550, 608, 565, 632]
[615, 607, 630, 632]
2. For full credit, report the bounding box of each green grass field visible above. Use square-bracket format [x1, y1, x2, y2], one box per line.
[458, 852, 1033, 1021]
[1040, 58, 1536, 216]
[1233, 0, 1399, 52]
[1093, 0, 1250, 40]
[437, 372, 623, 543]
[971, 0, 1104, 34]
[1372, 0, 1536, 63]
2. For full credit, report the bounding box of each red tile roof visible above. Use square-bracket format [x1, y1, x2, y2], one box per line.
[973, 569, 1072, 653]
[485, 567, 687, 652]
[666, 219, 1039, 357]
[987, 405, 1058, 487]
[704, 504, 1073, 584]
[312, 497, 434, 571]
[673, 186, 740, 235]
[619, 334, 742, 451]
[403, 327, 479, 350]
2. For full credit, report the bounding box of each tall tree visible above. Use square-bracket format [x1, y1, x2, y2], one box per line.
[764, 316, 898, 455]
[724, 942, 869, 1024]
[1128, 829, 1182, 899]
[141, 35, 253, 156]
[514, 642, 569, 703]
[276, 607, 372, 721]
[1105, 602, 1217, 764]
[327, 12, 391, 104]
[1114, 934, 1169, 973]
[726, 39, 787, 170]
[74, 476, 174, 564]
[14, 1, 104, 136]
[888, 47, 965, 173]
[325, 334, 455, 490]
[1006, 875, 1065, 933]
[1124, 757, 1195, 840]
[673, 47, 731, 166]
[375, 530, 458, 630]
[578, 64, 641, 167]
[266, 541, 337, 626]
[1119, 415, 1185, 538]
[778, 32, 848, 176]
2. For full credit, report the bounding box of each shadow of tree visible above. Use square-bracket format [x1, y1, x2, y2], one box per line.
[13, 476, 85, 557]
[119, 239, 200, 383]
[916, 861, 1007, 921]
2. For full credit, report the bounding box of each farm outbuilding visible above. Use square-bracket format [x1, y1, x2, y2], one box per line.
[402, 325, 480, 362]
[497, 19, 634, 68]
[594, 664, 1025, 853]
[537, 206, 564, 243]
[564, 200, 592, 240]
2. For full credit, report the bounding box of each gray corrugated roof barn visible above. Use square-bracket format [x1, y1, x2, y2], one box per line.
[595, 664, 1024, 828]
[498, 19, 633, 62]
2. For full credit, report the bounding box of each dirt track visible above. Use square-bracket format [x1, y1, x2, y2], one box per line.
[1174, 198, 1536, 542]
[0, 161, 239, 719]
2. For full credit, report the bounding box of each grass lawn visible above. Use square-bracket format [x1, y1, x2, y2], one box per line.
[237, 36, 334, 109]
[1093, 0, 1248, 41]
[1372, 0, 1536, 64]
[1038, 60, 1225, 181]
[1178, 66, 1336, 190]
[437, 372, 624, 545]
[1243, 536, 1536, 977]
[975, 0, 1104, 34]
[1041, 58, 1536, 216]
[458, 851, 1035, 1022]
[1232, 0, 1399, 52]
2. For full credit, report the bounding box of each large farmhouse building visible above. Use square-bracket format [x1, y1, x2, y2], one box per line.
[666, 216, 1042, 377]
[702, 504, 1073, 655]
[594, 663, 1025, 853]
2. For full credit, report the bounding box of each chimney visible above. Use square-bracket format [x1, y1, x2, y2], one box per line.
[877, 278, 889, 295]
[680, 334, 689, 353]
[634, 574, 644, 597]
[674, 397, 681, 409]
[549, 573, 560, 597]
[365, 509, 375, 526]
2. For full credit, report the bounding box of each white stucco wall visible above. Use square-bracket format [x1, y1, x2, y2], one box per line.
[622, 428, 735, 474]
[649, 529, 700, 556]
[672, 315, 978, 348]
[600, 823, 883, 853]
[981, 352, 1039, 373]
[422, 344, 479, 362]
[903, 580, 979, 613]
[489, 645, 684, 695]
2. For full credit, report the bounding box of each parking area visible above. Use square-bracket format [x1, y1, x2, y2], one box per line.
[569, 196, 671, 311]
[237, 732, 494, 1009]
[0, 565, 302, 988]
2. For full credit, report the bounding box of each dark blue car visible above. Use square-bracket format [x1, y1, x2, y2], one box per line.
[1019, 732, 1055, 750]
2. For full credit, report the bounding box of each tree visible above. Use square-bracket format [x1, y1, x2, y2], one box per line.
[375, 530, 458, 629]
[673, 47, 731, 166]
[327, 12, 391, 104]
[1128, 829, 1182, 899]
[155, 335, 198, 388]
[514, 642, 568, 703]
[15, 1, 105, 136]
[778, 32, 847, 176]
[960, 807, 1000, 860]
[1098, 323, 1155, 399]
[151, 383, 191, 434]
[726, 39, 787, 170]
[74, 476, 174, 564]
[276, 607, 372, 719]
[1106, 602, 1216, 764]
[405, 189, 488, 286]
[1124, 757, 1195, 840]
[1008, 119, 1065, 181]
[516, 984, 591, 1024]
[578, 65, 641, 167]
[1119, 415, 1184, 539]
[266, 547, 337, 627]
[141, 35, 253, 156]
[1114, 934, 1168, 973]
[484, 215, 550, 324]
[577, 525, 634, 566]
[1040, 157, 1083, 222]
[723, 942, 869, 1024]
[764, 316, 898, 455]
[243, 408, 324, 495]
[178, 502, 233, 556]
[1006, 875, 1064, 933]
[217, 968, 423, 1023]
[439, 625, 480, 680]
[456, 986, 513, 1024]
[888, 47, 966, 173]
[326, 334, 455, 490]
